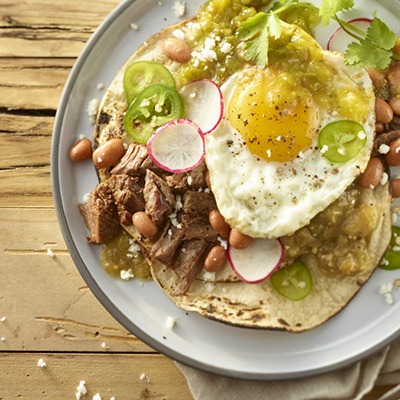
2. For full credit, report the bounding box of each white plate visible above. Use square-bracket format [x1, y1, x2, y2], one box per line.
[52, 0, 400, 380]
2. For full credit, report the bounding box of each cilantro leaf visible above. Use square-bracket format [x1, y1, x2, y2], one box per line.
[345, 39, 393, 69]
[238, 12, 268, 41]
[319, 0, 354, 25]
[244, 26, 270, 67]
[267, 12, 282, 39]
[366, 15, 397, 51]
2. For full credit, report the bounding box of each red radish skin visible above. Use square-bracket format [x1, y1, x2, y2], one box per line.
[180, 79, 224, 135]
[147, 119, 205, 173]
[227, 238, 284, 284]
[327, 18, 372, 52]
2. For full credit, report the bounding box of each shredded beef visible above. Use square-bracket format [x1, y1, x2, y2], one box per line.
[111, 143, 148, 175]
[166, 162, 208, 191]
[181, 214, 218, 241]
[173, 239, 212, 295]
[143, 170, 175, 226]
[79, 182, 120, 244]
[109, 174, 145, 225]
[150, 224, 185, 265]
[182, 190, 217, 216]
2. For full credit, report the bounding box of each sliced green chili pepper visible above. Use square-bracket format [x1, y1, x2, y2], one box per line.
[123, 83, 185, 144]
[123, 61, 176, 105]
[318, 120, 367, 163]
[380, 225, 400, 270]
[270, 259, 313, 301]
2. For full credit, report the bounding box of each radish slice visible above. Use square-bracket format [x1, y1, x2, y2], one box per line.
[147, 119, 205, 173]
[227, 238, 284, 284]
[180, 79, 223, 135]
[327, 18, 371, 53]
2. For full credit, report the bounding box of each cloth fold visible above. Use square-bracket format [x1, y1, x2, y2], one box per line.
[177, 336, 400, 400]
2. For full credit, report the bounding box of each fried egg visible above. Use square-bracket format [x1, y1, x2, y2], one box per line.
[205, 23, 375, 239]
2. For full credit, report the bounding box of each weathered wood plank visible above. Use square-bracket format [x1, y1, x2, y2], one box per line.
[0, 133, 51, 168]
[0, 207, 152, 352]
[0, 59, 72, 110]
[0, 353, 192, 400]
[0, 114, 54, 136]
[0, 0, 120, 58]
[0, 166, 52, 207]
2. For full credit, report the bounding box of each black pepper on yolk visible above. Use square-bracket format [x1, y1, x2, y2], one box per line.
[228, 70, 320, 163]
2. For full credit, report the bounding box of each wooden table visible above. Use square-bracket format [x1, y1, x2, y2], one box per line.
[0, 0, 396, 398]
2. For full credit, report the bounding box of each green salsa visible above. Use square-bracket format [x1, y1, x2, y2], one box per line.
[101, 230, 151, 280]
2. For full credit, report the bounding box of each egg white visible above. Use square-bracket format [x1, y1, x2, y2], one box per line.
[205, 52, 375, 239]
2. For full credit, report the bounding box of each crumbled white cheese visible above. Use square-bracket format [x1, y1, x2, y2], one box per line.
[380, 282, 395, 305]
[101, 342, 110, 350]
[0, 317, 6, 322]
[140, 99, 150, 107]
[203, 271, 216, 282]
[173, 29, 185, 40]
[165, 316, 177, 329]
[37, 358, 47, 368]
[266, 149, 272, 158]
[187, 176, 193, 185]
[76, 380, 88, 400]
[87, 98, 100, 125]
[47, 248, 55, 258]
[220, 41, 233, 54]
[337, 147, 346, 156]
[381, 172, 389, 186]
[127, 239, 141, 258]
[218, 237, 228, 249]
[297, 281, 306, 289]
[82, 192, 91, 204]
[79, 134, 87, 140]
[0, 337, 6, 342]
[173, 0, 186, 18]
[379, 144, 390, 154]
[97, 83, 104, 90]
[93, 394, 102, 400]
[120, 269, 134, 281]
[130, 22, 139, 31]
[140, 373, 151, 383]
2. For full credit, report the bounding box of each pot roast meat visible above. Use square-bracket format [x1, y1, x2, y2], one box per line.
[79, 182, 121, 244]
[149, 223, 186, 265]
[172, 239, 212, 295]
[109, 174, 145, 225]
[181, 214, 218, 241]
[165, 162, 208, 191]
[182, 190, 217, 216]
[143, 169, 175, 226]
[111, 143, 148, 176]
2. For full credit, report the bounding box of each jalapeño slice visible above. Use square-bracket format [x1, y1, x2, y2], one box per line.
[123, 61, 176, 105]
[380, 225, 400, 270]
[270, 260, 313, 301]
[123, 83, 185, 144]
[318, 120, 367, 163]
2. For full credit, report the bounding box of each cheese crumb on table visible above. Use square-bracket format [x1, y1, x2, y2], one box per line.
[0, 316, 6, 322]
[92, 394, 102, 400]
[76, 380, 88, 400]
[165, 316, 177, 329]
[47, 248, 55, 258]
[140, 373, 151, 383]
[37, 358, 47, 368]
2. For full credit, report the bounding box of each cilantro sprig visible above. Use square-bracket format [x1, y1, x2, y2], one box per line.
[322, 1, 400, 69]
[239, 0, 400, 69]
[238, 0, 317, 67]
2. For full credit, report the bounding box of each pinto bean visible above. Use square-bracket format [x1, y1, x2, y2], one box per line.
[385, 138, 400, 166]
[162, 38, 191, 63]
[392, 178, 400, 198]
[367, 68, 386, 90]
[69, 137, 92, 162]
[229, 229, 252, 250]
[92, 139, 125, 168]
[375, 97, 393, 124]
[132, 211, 157, 239]
[387, 63, 400, 88]
[357, 157, 384, 189]
[204, 245, 227, 272]
[389, 97, 400, 116]
[375, 122, 385, 134]
[209, 210, 231, 239]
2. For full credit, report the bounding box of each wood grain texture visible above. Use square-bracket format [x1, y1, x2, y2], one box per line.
[0, 0, 397, 398]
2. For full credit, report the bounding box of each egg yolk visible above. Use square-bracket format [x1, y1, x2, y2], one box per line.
[228, 71, 320, 163]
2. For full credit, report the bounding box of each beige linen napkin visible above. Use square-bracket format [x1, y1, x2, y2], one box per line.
[176, 336, 400, 400]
